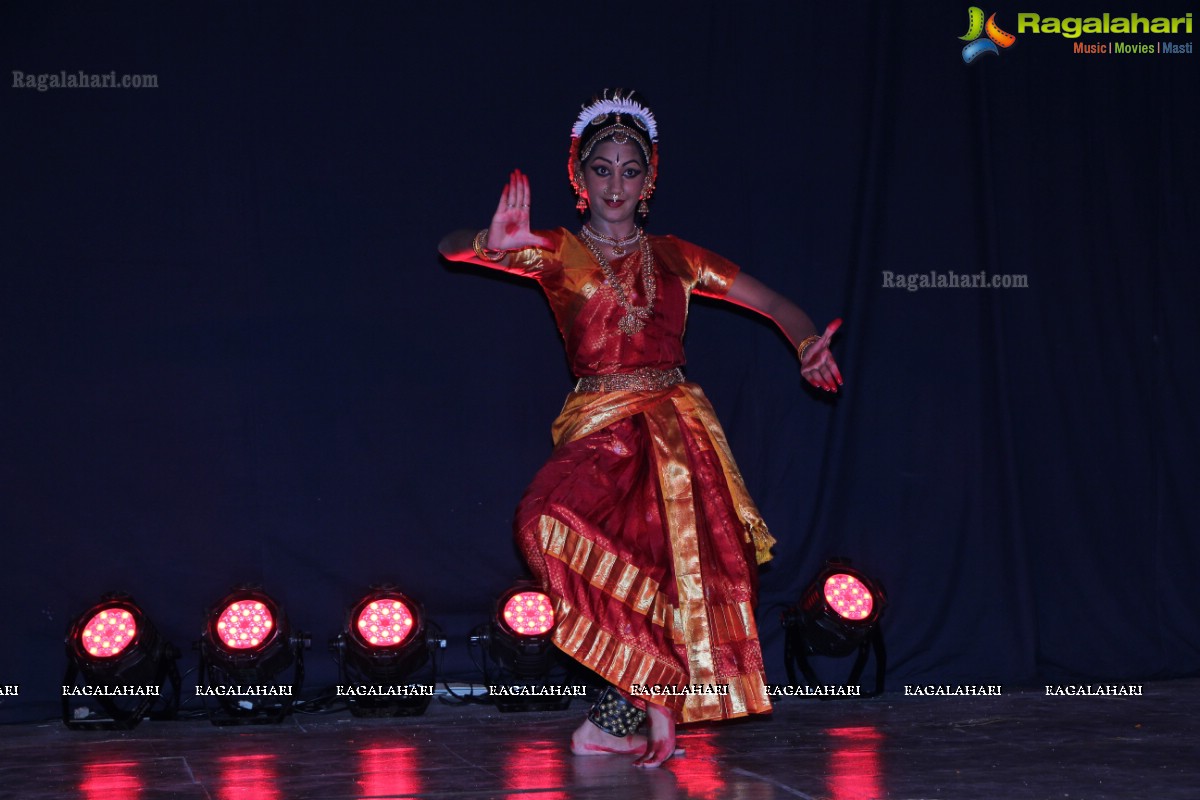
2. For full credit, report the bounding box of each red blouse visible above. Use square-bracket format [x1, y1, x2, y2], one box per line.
[502, 228, 741, 377]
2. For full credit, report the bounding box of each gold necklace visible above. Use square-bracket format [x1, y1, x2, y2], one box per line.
[580, 224, 641, 257]
[580, 230, 657, 335]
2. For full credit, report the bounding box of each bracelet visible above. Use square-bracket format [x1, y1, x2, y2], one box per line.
[472, 229, 507, 262]
[797, 334, 821, 363]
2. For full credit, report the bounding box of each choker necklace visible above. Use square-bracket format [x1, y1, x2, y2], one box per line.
[580, 224, 641, 257]
[580, 229, 657, 335]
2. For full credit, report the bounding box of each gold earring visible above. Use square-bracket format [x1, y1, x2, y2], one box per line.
[574, 168, 588, 212]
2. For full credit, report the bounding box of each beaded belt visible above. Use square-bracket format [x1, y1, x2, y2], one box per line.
[574, 367, 685, 393]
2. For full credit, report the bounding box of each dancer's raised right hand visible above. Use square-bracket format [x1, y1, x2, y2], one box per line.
[487, 169, 551, 251]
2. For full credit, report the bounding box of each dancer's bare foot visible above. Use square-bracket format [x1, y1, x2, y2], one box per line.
[632, 702, 676, 768]
[570, 717, 647, 756]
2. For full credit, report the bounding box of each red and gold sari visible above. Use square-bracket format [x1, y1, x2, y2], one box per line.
[499, 229, 774, 723]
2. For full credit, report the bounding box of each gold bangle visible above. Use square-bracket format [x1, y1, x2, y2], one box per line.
[797, 334, 821, 363]
[472, 229, 507, 262]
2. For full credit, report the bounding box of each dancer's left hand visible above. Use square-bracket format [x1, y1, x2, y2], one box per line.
[801, 318, 843, 393]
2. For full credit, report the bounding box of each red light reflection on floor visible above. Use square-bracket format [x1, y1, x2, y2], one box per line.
[357, 745, 422, 797]
[503, 739, 567, 800]
[826, 726, 885, 800]
[80, 759, 143, 800]
[216, 753, 280, 800]
[669, 728, 725, 799]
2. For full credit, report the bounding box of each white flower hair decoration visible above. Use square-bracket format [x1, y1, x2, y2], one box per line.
[571, 89, 659, 142]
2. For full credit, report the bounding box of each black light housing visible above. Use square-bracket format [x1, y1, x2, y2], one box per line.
[783, 559, 887, 697]
[472, 583, 571, 711]
[62, 593, 180, 730]
[197, 587, 309, 725]
[330, 586, 439, 717]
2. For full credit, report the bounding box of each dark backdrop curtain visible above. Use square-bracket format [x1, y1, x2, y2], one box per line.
[2, 0, 1196, 721]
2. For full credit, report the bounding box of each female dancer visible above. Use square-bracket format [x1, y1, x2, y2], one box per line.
[439, 91, 841, 768]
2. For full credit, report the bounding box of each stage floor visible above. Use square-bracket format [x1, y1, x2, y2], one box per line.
[2, 679, 1198, 799]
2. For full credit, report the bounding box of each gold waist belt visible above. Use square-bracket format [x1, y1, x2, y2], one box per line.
[574, 367, 686, 393]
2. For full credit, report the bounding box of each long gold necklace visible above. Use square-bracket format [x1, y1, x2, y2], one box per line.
[580, 229, 657, 335]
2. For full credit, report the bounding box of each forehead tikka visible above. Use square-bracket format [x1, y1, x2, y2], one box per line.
[577, 123, 651, 165]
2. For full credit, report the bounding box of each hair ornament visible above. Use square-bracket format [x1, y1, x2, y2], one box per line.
[571, 89, 659, 143]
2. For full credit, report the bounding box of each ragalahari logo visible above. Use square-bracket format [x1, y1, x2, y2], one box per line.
[960, 7, 1017, 62]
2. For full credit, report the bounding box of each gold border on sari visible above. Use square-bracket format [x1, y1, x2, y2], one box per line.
[531, 383, 775, 722]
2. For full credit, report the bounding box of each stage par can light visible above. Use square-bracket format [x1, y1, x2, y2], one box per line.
[491, 586, 558, 677]
[331, 587, 439, 717]
[62, 594, 181, 730]
[799, 568, 884, 655]
[472, 584, 573, 712]
[197, 588, 308, 725]
[783, 559, 888, 697]
[500, 590, 556, 637]
[353, 594, 417, 650]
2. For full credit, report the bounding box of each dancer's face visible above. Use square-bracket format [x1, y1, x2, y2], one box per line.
[580, 139, 648, 232]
